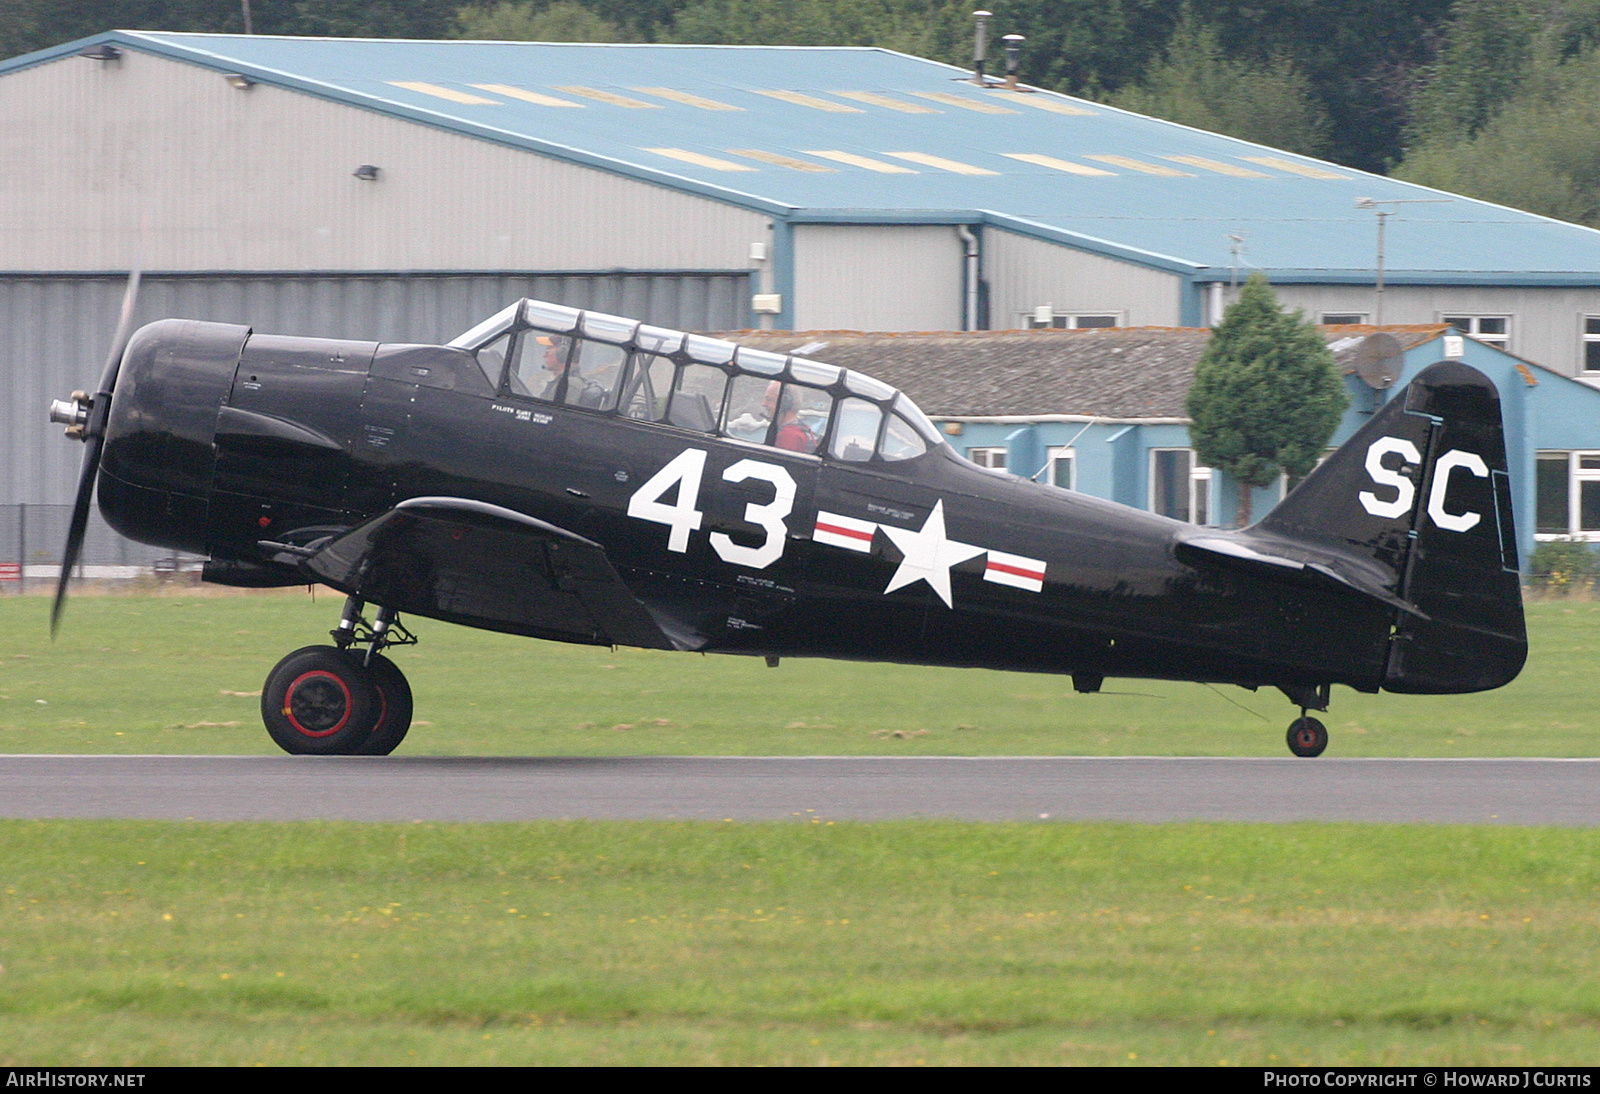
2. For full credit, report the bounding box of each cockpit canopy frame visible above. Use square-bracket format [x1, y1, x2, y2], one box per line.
[447, 298, 946, 463]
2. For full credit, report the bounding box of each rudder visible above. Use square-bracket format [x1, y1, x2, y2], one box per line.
[1257, 361, 1526, 694]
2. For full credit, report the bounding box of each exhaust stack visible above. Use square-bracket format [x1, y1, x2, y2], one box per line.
[1002, 34, 1025, 89]
[971, 10, 991, 85]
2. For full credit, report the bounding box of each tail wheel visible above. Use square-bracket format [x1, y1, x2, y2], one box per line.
[354, 652, 413, 756]
[262, 645, 379, 756]
[1287, 716, 1329, 758]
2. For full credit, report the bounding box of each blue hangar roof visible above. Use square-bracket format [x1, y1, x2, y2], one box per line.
[12, 31, 1600, 285]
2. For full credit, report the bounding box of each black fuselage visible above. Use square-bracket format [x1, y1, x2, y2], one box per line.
[97, 318, 1407, 698]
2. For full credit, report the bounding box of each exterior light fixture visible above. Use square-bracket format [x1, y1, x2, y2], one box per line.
[77, 44, 121, 61]
[352, 165, 380, 181]
[224, 73, 255, 90]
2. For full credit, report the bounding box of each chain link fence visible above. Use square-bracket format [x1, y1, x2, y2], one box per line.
[0, 504, 201, 592]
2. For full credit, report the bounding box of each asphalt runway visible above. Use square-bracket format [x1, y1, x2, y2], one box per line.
[0, 755, 1597, 824]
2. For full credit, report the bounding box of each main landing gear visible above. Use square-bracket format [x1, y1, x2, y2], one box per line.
[1286, 716, 1329, 758]
[1281, 683, 1331, 758]
[261, 596, 416, 756]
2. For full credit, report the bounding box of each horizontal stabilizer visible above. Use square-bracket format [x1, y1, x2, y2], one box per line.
[1175, 534, 1428, 619]
[305, 496, 676, 650]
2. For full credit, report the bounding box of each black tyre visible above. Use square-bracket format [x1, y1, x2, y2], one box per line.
[262, 645, 379, 756]
[1286, 716, 1329, 758]
[354, 652, 414, 756]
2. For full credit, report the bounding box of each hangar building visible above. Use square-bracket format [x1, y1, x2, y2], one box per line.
[5, 31, 1600, 565]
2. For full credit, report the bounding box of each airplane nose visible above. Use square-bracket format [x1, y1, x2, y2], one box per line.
[96, 319, 251, 552]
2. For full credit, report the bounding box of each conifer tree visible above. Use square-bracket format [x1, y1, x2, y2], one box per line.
[1186, 272, 1348, 527]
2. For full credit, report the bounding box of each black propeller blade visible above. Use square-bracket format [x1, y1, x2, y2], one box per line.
[50, 267, 142, 636]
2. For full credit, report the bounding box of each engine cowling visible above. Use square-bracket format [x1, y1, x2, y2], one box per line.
[98, 319, 250, 554]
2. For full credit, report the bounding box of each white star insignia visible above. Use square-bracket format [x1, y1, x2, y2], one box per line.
[879, 500, 984, 608]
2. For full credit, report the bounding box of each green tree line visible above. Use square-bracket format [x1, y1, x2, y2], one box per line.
[6, 1, 1600, 225]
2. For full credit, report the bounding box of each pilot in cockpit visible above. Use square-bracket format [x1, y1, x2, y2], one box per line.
[534, 335, 571, 400]
[766, 381, 819, 453]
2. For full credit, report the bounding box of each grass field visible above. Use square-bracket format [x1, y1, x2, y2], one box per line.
[1, 818, 1598, 1066]
[3, 592, 1598, 1066]
[0, 591, 1597, 757]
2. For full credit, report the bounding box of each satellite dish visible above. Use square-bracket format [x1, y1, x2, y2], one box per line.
[1352, 332, 1403, 389]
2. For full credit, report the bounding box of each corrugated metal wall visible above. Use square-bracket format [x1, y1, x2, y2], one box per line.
[0, 503, 175, 572]
[984, 229, 1182, 330]
[0, 43, 769, 566]
[1, 271, 755, 534]
[1, 51, 769, 273]
[791, 225, 964, 331]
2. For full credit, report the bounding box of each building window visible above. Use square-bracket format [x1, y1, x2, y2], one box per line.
[1046, 446, 1075, 490]
[1026, 310, 1119, 330]
[1321, 313, 1367, 326]
[967, 446, 1007, 470]
[1441, 315, 1510, 349]
[1583, 317, 1600, 373]
[1538, 453, 1570, 533]
[1150, 449, 1211, 524]
[1536, 451, 1600, 538]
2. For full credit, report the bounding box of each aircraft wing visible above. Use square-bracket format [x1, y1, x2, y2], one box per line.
[303, 497, 677, 649]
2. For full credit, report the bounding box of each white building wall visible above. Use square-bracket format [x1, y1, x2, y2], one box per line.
[983, 228, 1183, 329]
[1269, 284, 1600, 377]
[791, 225, 963, 330]
[0, 50, 768, 272]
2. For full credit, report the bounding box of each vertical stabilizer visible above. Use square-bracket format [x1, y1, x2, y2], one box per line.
[1257, 362, 1525, 693]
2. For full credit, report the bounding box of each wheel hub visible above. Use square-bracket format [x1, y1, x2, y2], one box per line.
[284, 671, 352, 737]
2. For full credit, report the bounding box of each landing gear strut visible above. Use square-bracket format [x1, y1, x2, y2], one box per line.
[1280, 683, 1331, 758]
[261, 595, 416, 756]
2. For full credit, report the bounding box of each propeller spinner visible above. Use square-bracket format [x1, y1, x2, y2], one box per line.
[48, 267, 142, 635]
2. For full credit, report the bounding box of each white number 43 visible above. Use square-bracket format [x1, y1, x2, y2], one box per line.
[626, 448, 796, 568]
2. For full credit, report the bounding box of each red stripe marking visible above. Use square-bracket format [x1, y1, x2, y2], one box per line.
[816, 521, 873, 542]
[987, 560, 1044, 580]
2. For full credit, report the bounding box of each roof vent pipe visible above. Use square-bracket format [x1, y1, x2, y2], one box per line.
[971, 10, 992, 86]
[1002, 34, 1025, 89]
